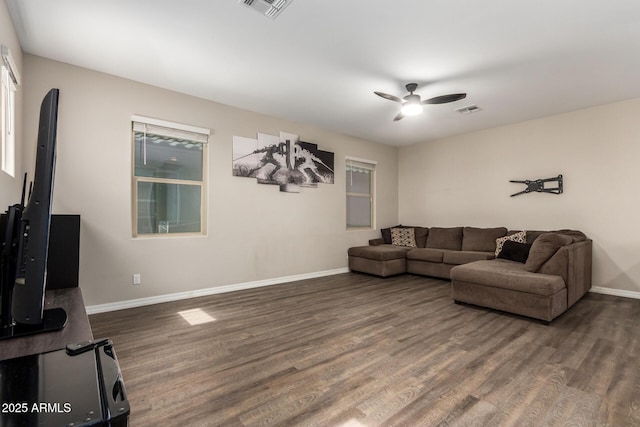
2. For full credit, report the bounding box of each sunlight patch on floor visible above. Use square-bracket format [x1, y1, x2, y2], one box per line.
[339, 419, 369, 427]
[178, 308, 216, 325]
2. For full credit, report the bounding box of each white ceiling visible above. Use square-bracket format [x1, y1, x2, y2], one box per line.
[7, 0, 640, 146]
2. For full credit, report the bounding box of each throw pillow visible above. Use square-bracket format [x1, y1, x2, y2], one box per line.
[524, 232, 573, 272]
[495, 230, 526, 257]
[391, 227, 417, 247]
[381, 225, 403, 244]
[497, 240, 532, 263]
[381, 228, 392, 244]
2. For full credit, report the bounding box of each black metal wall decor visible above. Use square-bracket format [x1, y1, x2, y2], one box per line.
[510, 174, 563, 197]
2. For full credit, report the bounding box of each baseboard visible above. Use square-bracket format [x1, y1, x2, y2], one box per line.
[590, 286, 640, 300]
[86, 267, 350, 315]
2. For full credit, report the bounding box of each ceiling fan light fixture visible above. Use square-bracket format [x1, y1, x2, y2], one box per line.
[401, 102, 423, 116]
[375, 83, 466, 121]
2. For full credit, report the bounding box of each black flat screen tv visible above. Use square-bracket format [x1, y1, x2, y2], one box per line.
[0, 88, 66, 339]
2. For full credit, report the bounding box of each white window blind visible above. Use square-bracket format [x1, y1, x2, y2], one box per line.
[346, 156, 376, 229]
[1, 45, 19, 176]
[346, 158, 376, 173]
[132, 115, 210, 144]
[1, 45, 21, 86]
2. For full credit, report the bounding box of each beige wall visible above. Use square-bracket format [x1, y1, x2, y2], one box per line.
[22, 54, 398, 306]
[399, 98, 640, 293]
[21, 45, 639, 304]
[0, 0, 23, 207]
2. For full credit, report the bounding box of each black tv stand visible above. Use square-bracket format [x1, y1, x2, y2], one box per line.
[0, 288, 88, 361]
[0, 307, 67, 341]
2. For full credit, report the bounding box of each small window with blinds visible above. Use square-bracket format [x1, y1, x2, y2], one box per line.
[346, 157, 376, 229]
[132, 115, 210, 237]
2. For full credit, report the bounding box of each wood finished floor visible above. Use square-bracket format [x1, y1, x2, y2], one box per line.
[89, 273, 640, 427]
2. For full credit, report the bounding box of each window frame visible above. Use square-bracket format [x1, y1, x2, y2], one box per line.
[1, 45, 20, 178]
[346, 156, 376, 230]
[131, 115, 210, 238]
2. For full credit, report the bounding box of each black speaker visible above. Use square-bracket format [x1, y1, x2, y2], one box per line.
[46, 214, 80, 290]
[0, 213, 79, 290]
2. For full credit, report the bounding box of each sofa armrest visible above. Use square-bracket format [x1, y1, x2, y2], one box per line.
[538, 239, 592, 307]
[566, 239, 592, 307]
[369, 238, 385, 246]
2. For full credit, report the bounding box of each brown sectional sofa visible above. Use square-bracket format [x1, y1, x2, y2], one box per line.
[347, 226, 592, 322]
[407, 226, 507, 278]
[350, 226, 509, 279]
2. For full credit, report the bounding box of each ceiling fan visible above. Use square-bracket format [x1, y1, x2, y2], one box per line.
[374, 83, 467, 121]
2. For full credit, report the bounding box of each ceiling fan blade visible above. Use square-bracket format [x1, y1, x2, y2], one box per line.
[422, 93, 467, 105]
[374, 91, 404, 103]
[393, 112, 405, 121]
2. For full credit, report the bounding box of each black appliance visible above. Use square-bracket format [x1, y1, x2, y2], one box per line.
[0, 339, 130, 426]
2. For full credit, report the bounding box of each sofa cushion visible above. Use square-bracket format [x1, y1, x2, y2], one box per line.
[406, 248, 449, 263]
[525, 230, 546, 244]
[495, 231, 527, 256]
[497, 240, 532, 263]
[348, 245, 409, 261]
[555, 229, 587, 243]
[391, 227, 417, 247]
[462, 227, 508, 252]
[426, 227, 463, 250]
[412, 227, 429, 248]
[524, 233, 573, 272]
[451, 259, 566, 296]
[443, 250, 495, 265]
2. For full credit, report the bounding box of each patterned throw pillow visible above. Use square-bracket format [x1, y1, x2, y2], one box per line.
[495, 231, 527, 257]
[391, 227, 417, 247]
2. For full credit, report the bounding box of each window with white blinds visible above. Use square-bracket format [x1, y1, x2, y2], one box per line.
[346, 157, 376, 229]
[131, 115, 210, 237]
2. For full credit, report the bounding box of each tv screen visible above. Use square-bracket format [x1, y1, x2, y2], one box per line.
[13, 88, 59, 324]
[0, 88, 66, 339]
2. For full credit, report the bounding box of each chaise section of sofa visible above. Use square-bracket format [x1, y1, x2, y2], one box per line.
[347, 245, 410, 277]
[450, 231, 592, 322]
[450, 259, 569, 322]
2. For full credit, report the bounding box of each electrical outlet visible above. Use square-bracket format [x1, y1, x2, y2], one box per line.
[133, 274, 141, 285]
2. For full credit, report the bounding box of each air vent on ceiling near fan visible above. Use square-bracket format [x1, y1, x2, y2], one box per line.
[456, 104, 481, 115]
[240, 0, 293, 19]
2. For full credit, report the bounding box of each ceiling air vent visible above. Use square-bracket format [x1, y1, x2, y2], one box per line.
[240, 0, 293, 19]
[455, 104, 482, 115]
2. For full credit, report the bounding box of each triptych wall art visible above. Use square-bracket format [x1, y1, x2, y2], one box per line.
[232, 131, 334, 193]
